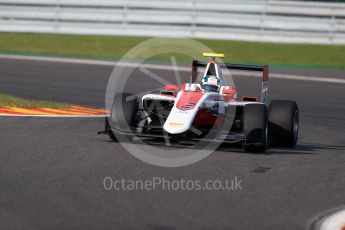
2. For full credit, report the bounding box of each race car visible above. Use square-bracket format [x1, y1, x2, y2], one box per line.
[100, 53, 299, 152]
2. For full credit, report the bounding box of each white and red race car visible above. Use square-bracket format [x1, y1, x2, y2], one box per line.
[101, 53, 299, 152]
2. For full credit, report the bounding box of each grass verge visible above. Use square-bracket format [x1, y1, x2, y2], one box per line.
[0, 93, 71, 109]
[0, 33, 345, 69]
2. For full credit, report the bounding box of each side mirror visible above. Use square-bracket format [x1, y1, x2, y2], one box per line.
[242, 96, 258, 102]
[165, 85, 178, 91]
[222, 87, 236, 95]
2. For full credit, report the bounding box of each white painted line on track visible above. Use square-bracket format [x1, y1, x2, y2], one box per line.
[1, 54, 345, 84]
[0, 54, 189, 71]
[320, 209, 345, 230]
[0, 54, 116, 67]
[0, 114, 107, 118]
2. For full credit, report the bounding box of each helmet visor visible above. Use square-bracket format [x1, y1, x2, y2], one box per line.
[204, 84, 219, 92]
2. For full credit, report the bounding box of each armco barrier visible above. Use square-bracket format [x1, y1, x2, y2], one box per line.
[0, 0, 344, 44]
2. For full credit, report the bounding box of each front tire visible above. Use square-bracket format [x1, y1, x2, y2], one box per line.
[108, 93, 138, 141]
[243, 104, 268, 152]
[105, 117, 117, 141]
[268, 100, 299, 147]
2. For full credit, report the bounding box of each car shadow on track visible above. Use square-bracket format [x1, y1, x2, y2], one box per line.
[180, 142, 345, 155]
[259, 143, 345, 155]
[101, 136, 345, 155]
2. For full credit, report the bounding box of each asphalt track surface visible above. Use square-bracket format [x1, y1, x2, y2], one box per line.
[0, 58, 345, 230]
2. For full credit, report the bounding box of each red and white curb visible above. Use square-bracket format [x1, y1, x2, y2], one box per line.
[0, 106, 107, 117]
[0, 114, 106, 117]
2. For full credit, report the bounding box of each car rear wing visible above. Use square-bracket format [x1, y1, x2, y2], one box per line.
[191, 60, 269, 104]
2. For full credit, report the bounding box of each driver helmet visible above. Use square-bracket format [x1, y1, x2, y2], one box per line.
[202, 75, 220, 93]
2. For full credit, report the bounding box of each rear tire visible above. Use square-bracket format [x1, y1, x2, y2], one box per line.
[268, 100, 299, 147]
[243, 104, 268, 152]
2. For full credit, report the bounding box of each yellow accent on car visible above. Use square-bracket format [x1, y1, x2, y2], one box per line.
[169, 122, 183, 127]
[202, 53, 225, 58]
